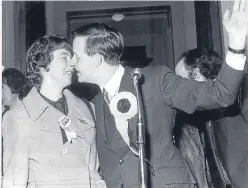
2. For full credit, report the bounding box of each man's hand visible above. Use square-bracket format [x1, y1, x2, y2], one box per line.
[223, 0, 248, 50]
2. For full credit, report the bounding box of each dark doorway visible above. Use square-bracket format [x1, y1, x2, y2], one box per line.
[26, 1, 46, 49]
[194, 1, 223, 56]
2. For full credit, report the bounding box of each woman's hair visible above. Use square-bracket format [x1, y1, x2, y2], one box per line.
[25, 35, 73, 90]
[2, 68, 31, 100]
[179, 48, 223, 80]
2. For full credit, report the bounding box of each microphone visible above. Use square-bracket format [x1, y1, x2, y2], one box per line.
[131, 67, 147, 187]
[131, 68, 142, 80]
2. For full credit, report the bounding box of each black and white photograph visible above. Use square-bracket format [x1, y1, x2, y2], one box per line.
[1, 1, 248, 188]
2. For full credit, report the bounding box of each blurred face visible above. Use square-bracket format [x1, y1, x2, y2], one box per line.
[2, 84, 18, 107]
[73, 36, 100, 84]
[43, 49, 74, 88]
[175, 57, 206, 82]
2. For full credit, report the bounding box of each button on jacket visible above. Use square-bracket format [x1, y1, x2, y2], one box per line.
[2, 87, 106, 188]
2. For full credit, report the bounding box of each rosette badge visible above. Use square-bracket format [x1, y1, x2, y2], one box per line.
[109, 91, 138, 120]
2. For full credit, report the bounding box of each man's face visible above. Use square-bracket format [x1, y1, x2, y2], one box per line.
[73, 36, 99, 84]
[175, 58, 189, 79]
[45, 49, 74, 87]
[175, 57, 206, 82]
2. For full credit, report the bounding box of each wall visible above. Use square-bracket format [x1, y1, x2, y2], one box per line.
[2, 2, 16, 69]
[2, 1, 26, 72]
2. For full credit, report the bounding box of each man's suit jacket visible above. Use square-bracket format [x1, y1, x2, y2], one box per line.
[213, 73, 248, 188]
[93, 63, 244, 188]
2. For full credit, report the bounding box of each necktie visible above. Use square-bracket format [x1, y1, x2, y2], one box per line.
[103, 88, 111, 104]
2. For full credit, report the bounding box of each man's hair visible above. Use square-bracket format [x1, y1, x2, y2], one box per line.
[25, 35, 73, 90]
[72, 22, 124, 65]
[2, 68, 31, 100]
[179, 48, 223, 80]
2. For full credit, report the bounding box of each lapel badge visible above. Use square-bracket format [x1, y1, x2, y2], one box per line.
[59, 116, 71, 128]
[58, 115, 77, 143]
[78, 118, 88, 124]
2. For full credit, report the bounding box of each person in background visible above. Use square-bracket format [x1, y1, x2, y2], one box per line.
[2, 35, 106, 188]
[2, 68, 31, 116]
[1, 68, 31, 180]
[71, 0, 248, 187]
[174, 48, 235, 188]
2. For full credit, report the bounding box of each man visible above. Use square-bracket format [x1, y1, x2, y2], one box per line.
[2, 35, 106, 187]
[175, 49, 248, 188]
[174, 48, 235, 188]
[72, 1, 248, 187]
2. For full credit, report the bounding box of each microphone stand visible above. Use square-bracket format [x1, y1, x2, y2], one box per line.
[132, 71, 147, 188]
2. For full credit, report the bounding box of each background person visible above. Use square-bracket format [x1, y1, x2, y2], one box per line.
[174, 48, 236, 188]
[2, 68, 31, 116]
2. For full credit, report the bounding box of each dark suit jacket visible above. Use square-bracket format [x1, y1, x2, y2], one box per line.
[174, 109, 234, 188]
[93, 63, 244, 188]
[213, 73, 248, 188]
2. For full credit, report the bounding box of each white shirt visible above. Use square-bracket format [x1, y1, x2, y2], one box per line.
[101, 65, 134, 151]
[103, 65, 125, 98]
[226, 51, 246, 70]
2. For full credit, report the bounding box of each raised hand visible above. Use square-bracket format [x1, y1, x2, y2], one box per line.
[223, 0, 248, 50]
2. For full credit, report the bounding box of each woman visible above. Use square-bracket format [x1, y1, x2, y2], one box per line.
[2, 35, 106, 188]
[2, 68, 31, 116]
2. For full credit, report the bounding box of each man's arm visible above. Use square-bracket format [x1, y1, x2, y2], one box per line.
[161, 62, 244, 114]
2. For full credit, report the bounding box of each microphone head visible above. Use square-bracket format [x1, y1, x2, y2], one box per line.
[131, 68, 142, 80]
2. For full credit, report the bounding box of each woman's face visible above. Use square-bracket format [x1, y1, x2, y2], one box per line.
[2, 84, 18, 107]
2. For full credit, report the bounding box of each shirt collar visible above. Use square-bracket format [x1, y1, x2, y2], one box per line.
[102, 65, 125, 98]
[39, 92, 68, 115]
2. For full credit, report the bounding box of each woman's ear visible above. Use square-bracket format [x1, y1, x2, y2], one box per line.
[40, 67, 47, 77]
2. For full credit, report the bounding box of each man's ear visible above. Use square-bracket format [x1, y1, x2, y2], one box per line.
[188, 69, 197, 80]
[93, 53, 103, 67]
